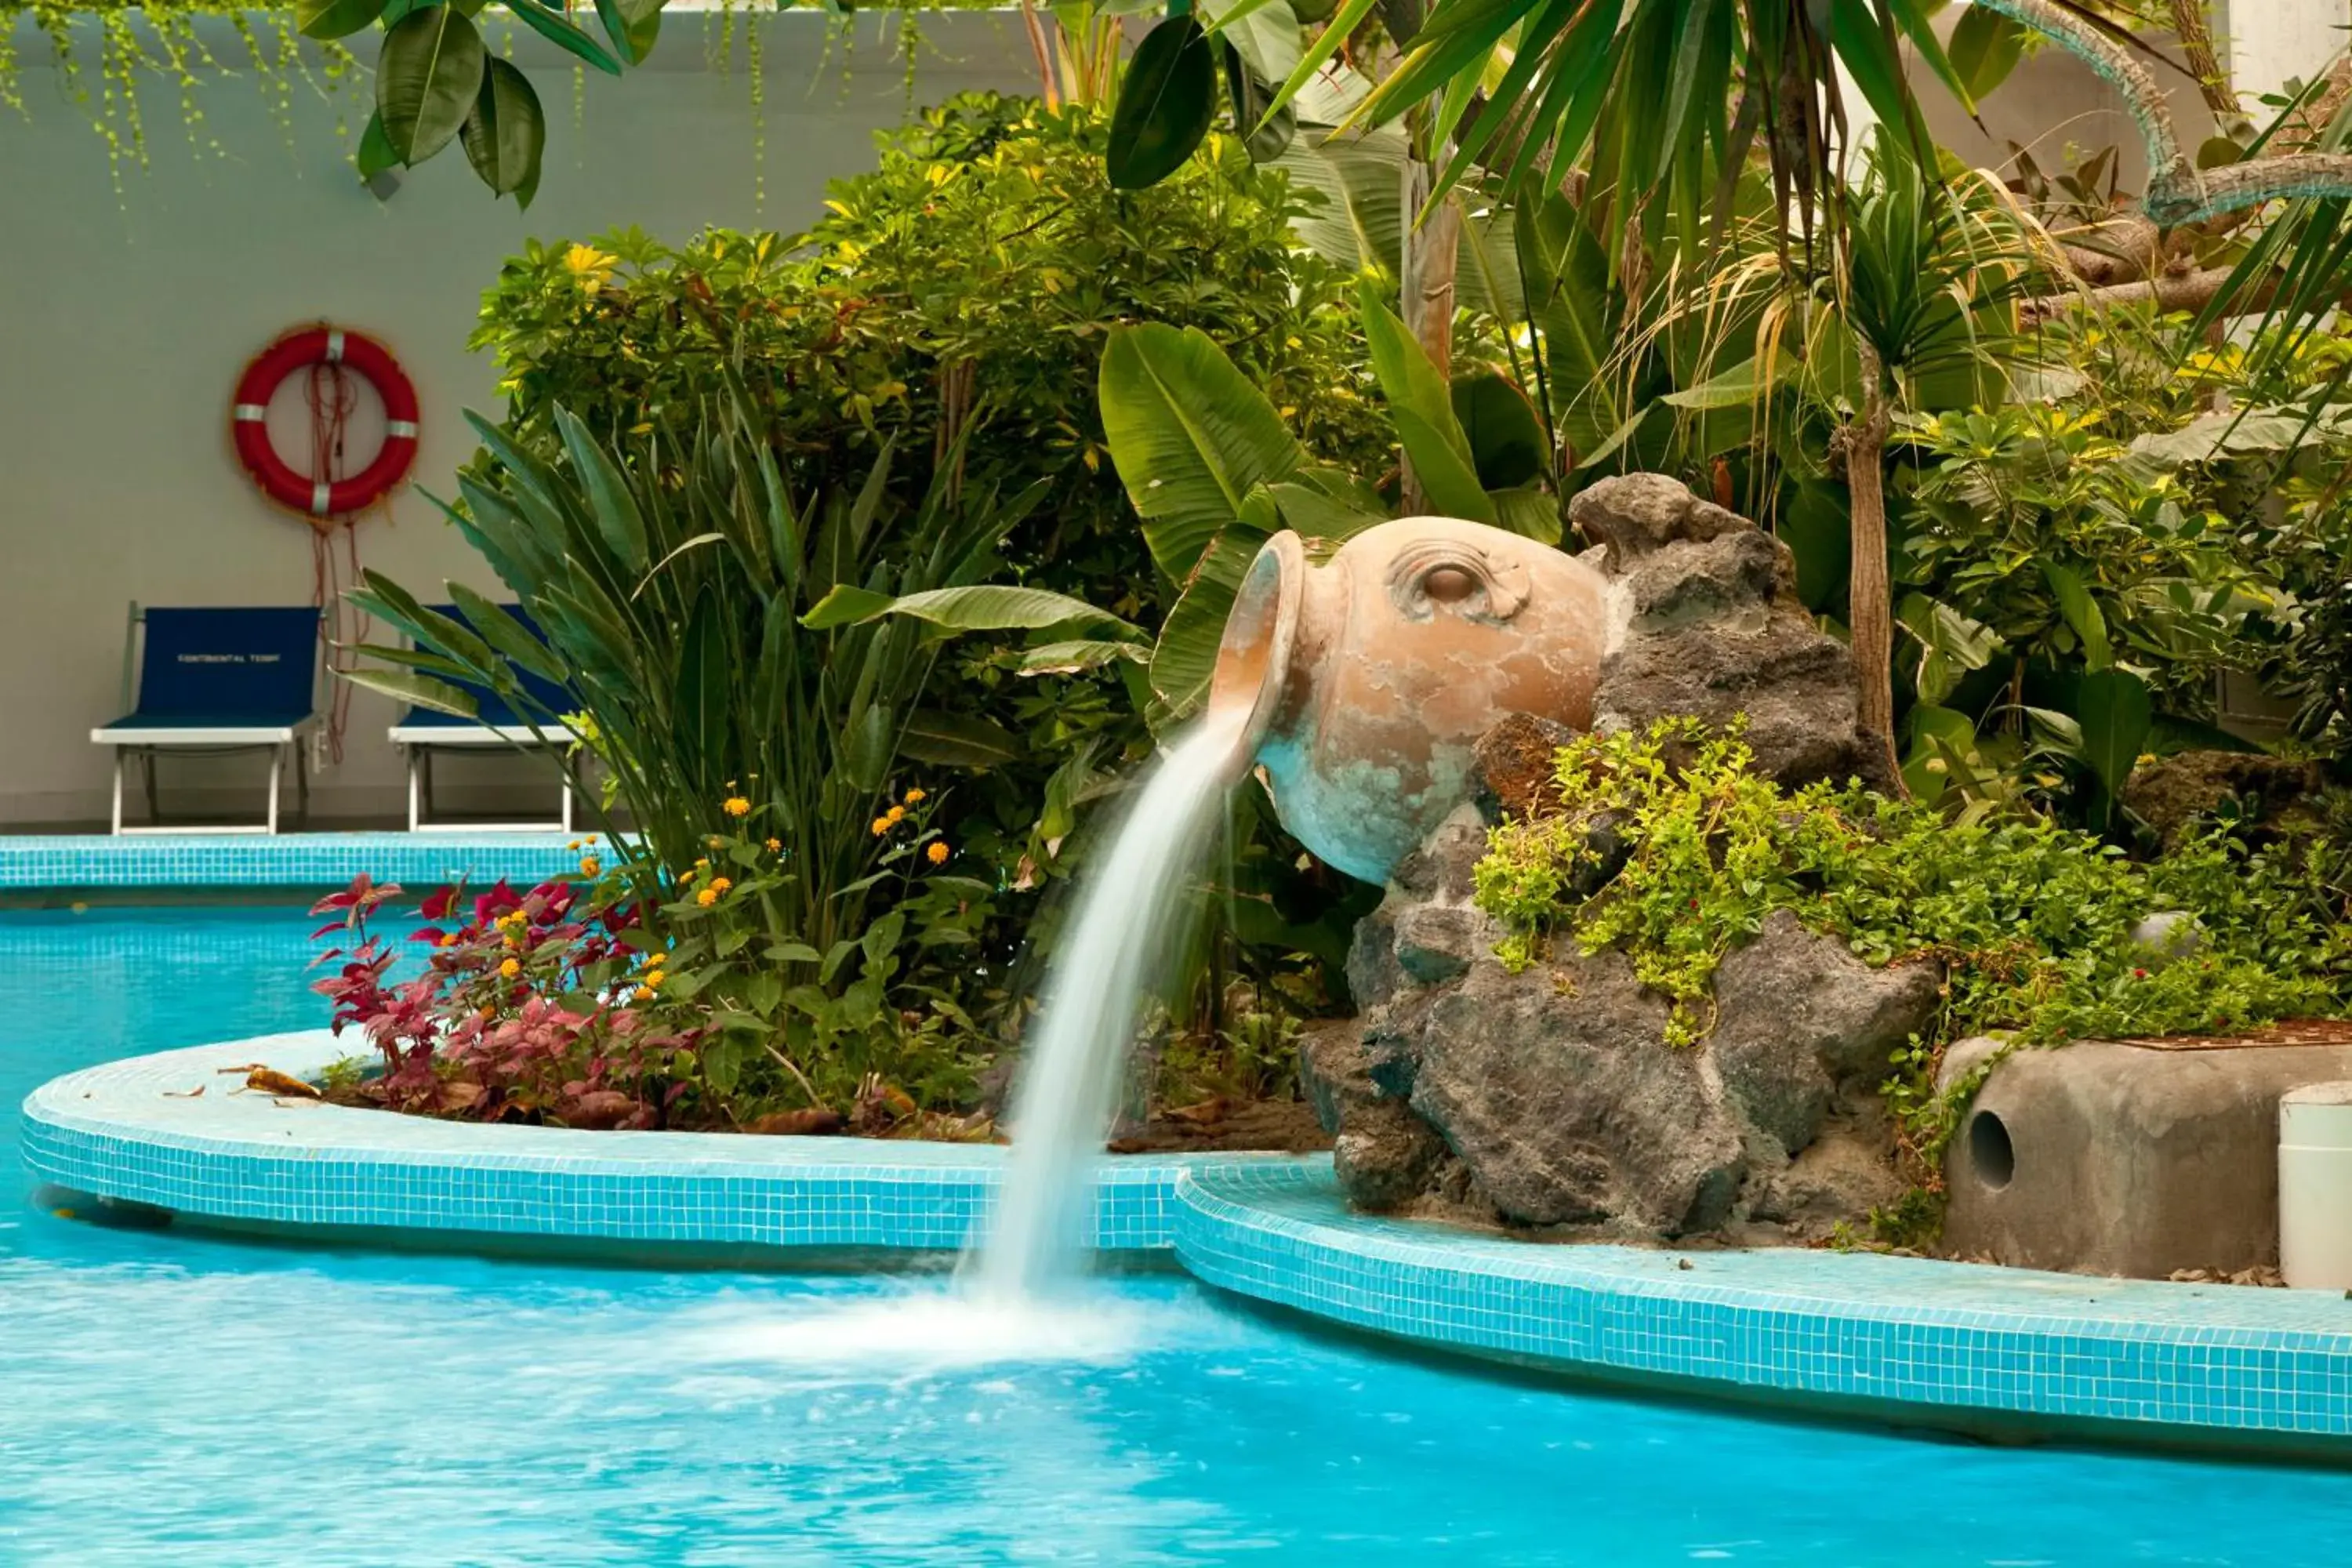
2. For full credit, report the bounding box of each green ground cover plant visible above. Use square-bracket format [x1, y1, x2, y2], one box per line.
[1474, 720, 2352, 1192]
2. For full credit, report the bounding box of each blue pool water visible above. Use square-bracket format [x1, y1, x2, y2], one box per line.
[3, 906, 2350, 1565]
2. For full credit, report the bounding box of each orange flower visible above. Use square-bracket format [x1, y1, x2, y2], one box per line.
[903, 788, 926, 804]
[723, 796, 752, 818]
[695, 887, 720, 908]
[886, 805, 906, 824]
[709, 877, 732, 895]
[764, 837, 782, 852]
[927, 840, 950, 866]
[870, 816, 891, 837]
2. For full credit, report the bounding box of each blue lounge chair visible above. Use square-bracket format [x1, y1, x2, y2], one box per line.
[90, 604, 321, 835]
[387, 603, 576, 833]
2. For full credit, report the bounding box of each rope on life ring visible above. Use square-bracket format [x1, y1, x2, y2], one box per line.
[230, 325, 419, 525]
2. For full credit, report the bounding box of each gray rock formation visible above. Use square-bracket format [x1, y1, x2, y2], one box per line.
[1308, 478, 1939, 1240]
[1321, 832, 1939, 1240]
[1572, 473, 1896, 793]
[2120, 749, 2326, 848]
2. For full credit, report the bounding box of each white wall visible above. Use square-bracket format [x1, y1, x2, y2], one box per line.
[0, 8, 1036, 826]
[2221, 0, 2349, 107]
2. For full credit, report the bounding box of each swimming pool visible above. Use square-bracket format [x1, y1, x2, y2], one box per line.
[5, 906, 2350, 1565]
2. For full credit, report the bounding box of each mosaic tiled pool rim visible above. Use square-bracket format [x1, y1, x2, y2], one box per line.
[0, 831, 601, 891]
[24, 1031, 2352, 1455]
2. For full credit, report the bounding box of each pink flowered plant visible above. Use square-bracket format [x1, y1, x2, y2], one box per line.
[309, 873, 701, 1126]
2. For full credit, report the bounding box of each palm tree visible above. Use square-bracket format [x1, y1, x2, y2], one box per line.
[1116, 0, 2352, 762]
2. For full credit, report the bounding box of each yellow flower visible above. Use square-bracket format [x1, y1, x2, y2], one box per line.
[707, 835, 724, 849]
[764, 837, 782, 853]
[563, 243, 618, 289]
[871, 816, 891, 837]
[902, 788, 926, 804]
[709, 877, 732, 895]
[499, 957, 521, 978]
[437, 933, 459, 948]
[695, 887, 720, 908]
[723, 796, 752, 818]
[633, 985, 656, 1003]
[927, 840, 950, 866]
[886, 805, 906, 824]
[579, 856, 601, 877]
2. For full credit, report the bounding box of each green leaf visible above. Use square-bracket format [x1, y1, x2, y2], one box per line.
[1896, 592, 2002, 707]
[337, 666, 481, 719]
[1098, 324, 1307, 581]
[554, 406, 649, 572]
[1149, 524, 1266, 720]
[459, 57, 543, 201]
[673, 589, 730, 792]
[800, 583, 1138, 636]
[899, 710, 1025, 768]
[501, 0, 624, 75]
[1945, 2, 2027, 102]
[1214, 0, 1301, 84]
[1359, 281, 1493, 521]
[1223, 40, 1298, 163]
[1487, 485, 1562, 546]
[1450, 372, 1546, 489]
[296, 0, 387, 40]
[1272, 118, 1410, 274]
[699, 1033, 746, 1095]
[1108, 16, 1218, 189]
[1016, 640, 1152, 676]
[376, 5, 487, 165]
[1660, 350, 1789, 411]
[354, 111, 401, 180]
[743, 971, 783, 1018]
[861, 909, 906, 965]
[2078, 667, 2154, 809]
[1826, 0, 1921, 151]
[764, 942, 823, 964]
[593, 0, 663, 64]
[1259, 0, 1379, 124]
[2039, 561, 2112, 673]
[447, 583, 569, 689]
[1780, 477, 1851, 615]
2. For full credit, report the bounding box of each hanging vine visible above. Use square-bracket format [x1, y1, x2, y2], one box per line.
[5, 0, 1000, 207]
[4, 3, 354, 191]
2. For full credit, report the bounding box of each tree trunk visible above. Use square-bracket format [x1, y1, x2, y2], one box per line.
[1397, 123, 1459, 513]
[1845, 349, 1901, 782]
[2167, 0, 2238, 122]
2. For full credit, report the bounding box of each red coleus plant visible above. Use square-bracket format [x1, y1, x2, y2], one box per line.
[310, 873, 706, 1128]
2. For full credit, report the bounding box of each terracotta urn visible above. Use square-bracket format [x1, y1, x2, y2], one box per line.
[1204, 517, 1610, 884]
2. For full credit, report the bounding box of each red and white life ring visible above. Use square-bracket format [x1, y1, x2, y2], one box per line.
[230, 326, 419, 523]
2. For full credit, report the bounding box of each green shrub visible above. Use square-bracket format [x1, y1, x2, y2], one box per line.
[470, 92, 1386, 607]
[348, 390, 1058, 1101]
[464, 92, 1389, 983]
[1474, 720, 2352, 1172]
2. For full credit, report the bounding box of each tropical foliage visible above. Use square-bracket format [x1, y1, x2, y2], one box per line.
[343, 383, 1076, 1077]
[470, 92, 1388, 599]
[1475, 720, 2352, 1173]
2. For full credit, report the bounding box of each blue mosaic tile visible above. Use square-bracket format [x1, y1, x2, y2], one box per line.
[1170, 1163, 2352, 1442]
[18, 1031, 1311, 1254]
[22, 1030, 2352, 1447]
[0, 832, 601, 891]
